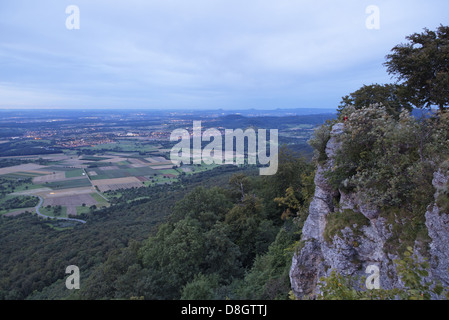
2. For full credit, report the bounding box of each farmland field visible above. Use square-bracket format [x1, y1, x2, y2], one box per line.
[45, 177, 92, 190]
[65, 168, 85, 178]
[87, 140, 161, 153]
[89, 168, 131, 180]
[38, 205, 68, 218]
[88, 165, 160, 180]
[1, 171, 48, 179]
[43, 194, 97, 207]
[0, 121, 271, 220]
[0, 163, 50, 175]
[80, 156, 112, 162]
[91, 177, 143, 192]
[2, 145, 188, 212]
[33, 172, 66, 183]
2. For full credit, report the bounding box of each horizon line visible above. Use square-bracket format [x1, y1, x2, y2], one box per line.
[0, 107, 338, 112]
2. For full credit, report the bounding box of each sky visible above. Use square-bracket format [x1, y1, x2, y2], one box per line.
[0, 0, 448, 111]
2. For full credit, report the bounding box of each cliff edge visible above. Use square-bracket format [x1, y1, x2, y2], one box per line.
[289, 122, 449, 299]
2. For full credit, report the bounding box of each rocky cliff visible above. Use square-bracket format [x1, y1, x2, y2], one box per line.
[289, 122, 449, 299]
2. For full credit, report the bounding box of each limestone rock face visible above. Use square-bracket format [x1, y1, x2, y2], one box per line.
[289, 123, 449, 299]
[289, 240, 325, 298]
[324, 122, 344, 160]
[432, 169, 449, 191]
[425, 170, 449, 286]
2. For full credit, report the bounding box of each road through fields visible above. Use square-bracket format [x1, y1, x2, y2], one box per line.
[35, 196, 86, 224]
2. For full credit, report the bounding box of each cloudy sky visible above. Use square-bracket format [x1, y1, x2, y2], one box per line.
[0, 0, 448, 110]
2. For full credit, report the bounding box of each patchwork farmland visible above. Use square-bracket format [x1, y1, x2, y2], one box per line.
[0, 152, 182, 220]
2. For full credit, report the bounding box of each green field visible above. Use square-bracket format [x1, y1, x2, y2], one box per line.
[89, 166, 159, 180]
[0, 176, 44, 194]
[89, 169, 130, 180]
[12, 183, 46, 192]
[90, 193, 109, 207]
[125, 155, 152, 163]
[75, 205, 91, 215]
[181, 163, 220, 175]
[45, 178, 92, 190]
[38, 206, 68, 218]
[85, 162, 118, 168]
[81, 156, 112, 162]
[1, 171, 47, 179]
[159, 169, 180, 175]
[127, 167, 159, 176]
[65, 168, 85, 178]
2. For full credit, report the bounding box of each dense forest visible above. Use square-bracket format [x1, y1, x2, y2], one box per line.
[74, 148, 315, 300]
[0, 154, 314, 300]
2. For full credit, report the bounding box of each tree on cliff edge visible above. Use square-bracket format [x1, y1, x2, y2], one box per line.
[384, 25, 449, 111]
[337, 83, 411, 118]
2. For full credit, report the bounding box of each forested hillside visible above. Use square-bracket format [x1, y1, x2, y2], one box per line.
[0, 164, 266, 299]
[0, 153, 315, 300]
[71, 147, 315, 300]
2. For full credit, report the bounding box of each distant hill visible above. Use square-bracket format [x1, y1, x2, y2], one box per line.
[211, 113, 335, 130]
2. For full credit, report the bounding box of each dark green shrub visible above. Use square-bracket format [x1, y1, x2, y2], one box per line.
[323, 209, 370, 243]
